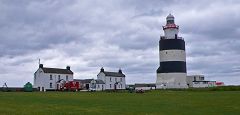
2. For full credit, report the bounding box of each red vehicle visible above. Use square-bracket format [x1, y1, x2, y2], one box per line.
[58, 81, 80, 91]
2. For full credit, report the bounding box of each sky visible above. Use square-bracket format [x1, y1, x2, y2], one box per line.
[0, 0, 240, 86]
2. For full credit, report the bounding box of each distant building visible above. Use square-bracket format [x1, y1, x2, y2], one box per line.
[97, 67, 126, 90]
[134, 83, 156, 90]
[187, 75, 216, 88]
[34, 64, 73, 91]
[74, 79, 105, 91]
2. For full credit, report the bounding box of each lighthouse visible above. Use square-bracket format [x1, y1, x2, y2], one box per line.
[156, 14, 187, 89]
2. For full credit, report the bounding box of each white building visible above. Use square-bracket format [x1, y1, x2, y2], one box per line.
[186, 75, 205, 87]
[134, 84, 156, 90]
[74, 79, 105, 91]
[34, 64, 73, 91]
[97, 67, 126, 90]
[187, 75, 216, 88]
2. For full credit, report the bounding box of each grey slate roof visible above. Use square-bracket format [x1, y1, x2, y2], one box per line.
[103, 71, 125, 77]
[74, 79, 105, 84]
[42, 67, 73, 74]
[95, 79, 105, 84]
[74, 79, 93, 83]
[134, 84, 156, 87]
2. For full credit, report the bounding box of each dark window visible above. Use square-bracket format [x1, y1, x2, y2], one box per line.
[110, 77, 112, 82]
[167, 20, 174, 24]
[115, 78, 117, 82]
[50, 83, 52, 88]
[58, 76, 60, 81]
[50, 75, 52, 80]
[110, 84, 111, 88]
[120, 78, 122, 82]
[194, 77, 196, 81]
[66, 75, 68, 81]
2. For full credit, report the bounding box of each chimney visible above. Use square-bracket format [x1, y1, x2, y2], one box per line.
[100, 67, 104, 72]
[118, 69, 122, 74]
[66, 66, 70, 70]
[39, 64, 43, 68]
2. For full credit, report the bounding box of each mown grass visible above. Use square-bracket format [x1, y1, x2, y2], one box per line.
[0, 90, 240, 115]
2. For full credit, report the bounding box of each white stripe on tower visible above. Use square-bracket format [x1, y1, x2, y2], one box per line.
[160, 50, 186, 62]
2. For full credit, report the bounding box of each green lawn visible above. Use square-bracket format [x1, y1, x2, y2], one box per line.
[0, 91, 240, 115]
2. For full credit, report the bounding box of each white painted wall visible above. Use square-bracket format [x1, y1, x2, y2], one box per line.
[135, 87, 156, 90]
[156, 73, 187, 89]
[164, 28, 179, 39]
[186, 75, 205, 87]
[95, 84, 105, 91]
[160, 50, 186, 62]
[192, 81, 216, 88]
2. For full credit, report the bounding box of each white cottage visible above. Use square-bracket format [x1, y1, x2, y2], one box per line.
[74, 79, 105, 91]
[97, 67, 126, 90]
[34, 64, 73, 91]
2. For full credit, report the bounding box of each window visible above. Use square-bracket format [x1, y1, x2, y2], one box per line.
[110, 77, 112, 82]
[66, 75, 68, 81]
[120, 78, 122, 82]
[58, 75, 60, 81]
[115, 78, 117, 82]
[110, 84, 111, 88]
[50, 75, 52, 80]
[166, 51, 167, 54]
[121, 84, 122, 88]
[194, 77, 196, 81]
[98, 85, 100, 88]
[50, 83, 52, 88]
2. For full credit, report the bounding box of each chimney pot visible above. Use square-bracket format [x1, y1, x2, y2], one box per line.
[39, 64, 43, 68]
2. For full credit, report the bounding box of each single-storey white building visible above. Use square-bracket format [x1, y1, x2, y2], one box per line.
[134, 83, 156, 90]
[74, 79, 105, 91]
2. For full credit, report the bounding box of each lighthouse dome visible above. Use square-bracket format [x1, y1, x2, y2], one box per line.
[166, 14, 174, 19]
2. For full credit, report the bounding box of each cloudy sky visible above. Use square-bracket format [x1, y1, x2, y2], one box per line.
[0, 0, 240, 86]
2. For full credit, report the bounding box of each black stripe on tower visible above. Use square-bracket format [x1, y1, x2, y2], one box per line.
[160, 39, 185, 51]
[157, 61, 186, 73]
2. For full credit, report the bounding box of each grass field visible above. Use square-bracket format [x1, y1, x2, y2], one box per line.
[0, 90, 240, 115]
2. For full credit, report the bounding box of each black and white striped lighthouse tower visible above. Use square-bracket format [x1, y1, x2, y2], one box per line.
[156, 14, 187, 89]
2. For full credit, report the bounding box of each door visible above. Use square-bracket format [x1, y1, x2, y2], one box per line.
[57, 84, 59, 90]
[86, 84, 89, 90]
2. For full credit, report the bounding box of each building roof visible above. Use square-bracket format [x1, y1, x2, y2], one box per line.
[193, 81, 216, 82]
[167, 14, 174, 19]
[103, 71, 125, 77]
[95, 79, 105, 84]
[74, 79, 93, 83]
[74, 79, 105, 84]
[135, 83, 156, 87]
[41, 67, 73, 74]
